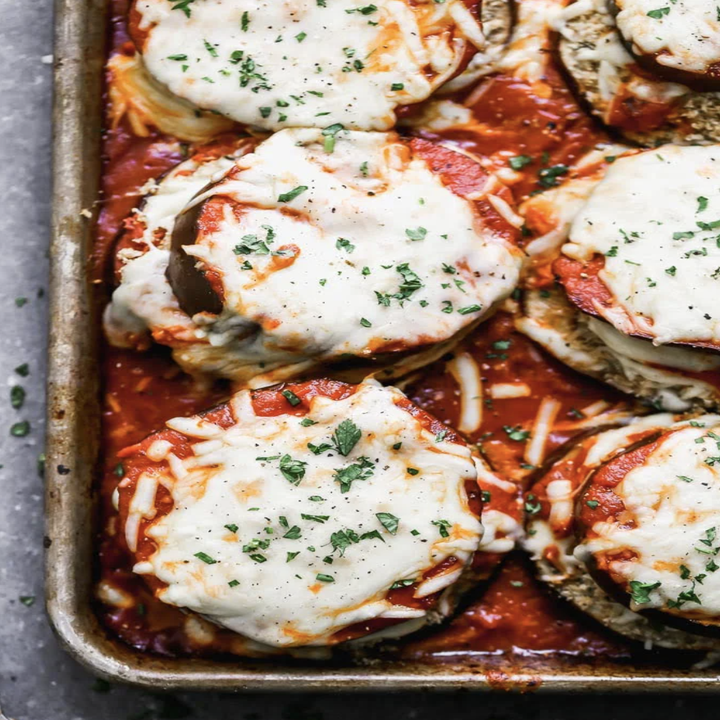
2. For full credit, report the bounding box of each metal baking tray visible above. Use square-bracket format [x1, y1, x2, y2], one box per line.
[44, 0, 720, 691]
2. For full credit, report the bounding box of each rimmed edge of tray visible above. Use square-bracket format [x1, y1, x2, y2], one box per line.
[43, 0, 720, 692]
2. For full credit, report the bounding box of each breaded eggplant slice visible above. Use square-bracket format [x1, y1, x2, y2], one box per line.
[576, 418, 720, 638]
[557, 0, 720, 146]
[516, 287, 720, 412]
[525, 416, 720, 650]
[115, 378, 483, 648]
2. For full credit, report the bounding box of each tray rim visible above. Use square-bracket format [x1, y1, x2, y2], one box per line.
[44, 0, 720, 692]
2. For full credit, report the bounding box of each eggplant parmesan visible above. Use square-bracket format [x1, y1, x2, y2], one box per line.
[93, 0, 720, 668]
[128, 0, 486, 132]
[106, 128, 523, 385]
[114, 379, 483, 647]
[526, 414, 720, 649]
[517, 145, 720, 411]
[557, 0, 720, 145]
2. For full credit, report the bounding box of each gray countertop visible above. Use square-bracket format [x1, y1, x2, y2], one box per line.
[0, 0, 719, 717]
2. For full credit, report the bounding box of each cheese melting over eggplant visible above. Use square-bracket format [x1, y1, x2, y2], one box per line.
[176, 129, 520, 379]
[107, 130, 521, 382]
[132, 0, 484, 131]
[524, 415, 676, 578]
[562, 146, 720, 347]
[124, 380, 482, 647]
[577, 419, 720, 618]
[614, 0, 720, 75]
[104, 150, 241, 349]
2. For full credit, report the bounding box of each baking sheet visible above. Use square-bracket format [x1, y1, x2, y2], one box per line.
[44, 0, 720, 690]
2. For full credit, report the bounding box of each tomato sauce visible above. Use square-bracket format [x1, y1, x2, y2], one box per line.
[94, 0, 693, 668]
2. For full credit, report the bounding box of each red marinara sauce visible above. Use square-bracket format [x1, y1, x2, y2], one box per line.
[95, 0, 645, 663]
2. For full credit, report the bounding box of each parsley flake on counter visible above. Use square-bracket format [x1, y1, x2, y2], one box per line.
[10, 385, 25, 410]
[10, 421, 30, 437]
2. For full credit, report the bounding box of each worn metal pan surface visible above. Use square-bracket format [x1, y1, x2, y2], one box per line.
[44, 0, 720, 691]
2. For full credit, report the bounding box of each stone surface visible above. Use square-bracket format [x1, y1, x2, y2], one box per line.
[0, 0, 719, 717]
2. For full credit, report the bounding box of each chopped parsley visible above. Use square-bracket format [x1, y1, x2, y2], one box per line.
[322, 123, 345, 153]
[503, 425, 530, 442]
[390, 579, 415, 589]
[646, 7, 671, 19]
[333, 419, 362, 456]
[336, 237, 355, 253]
[508, 155, 533, 170]
[301, 513, 330, 523]
[376, 512, 399, 535]
[171, 0, 196, 18]
[628, 580, 660, 604]
[537, 164, 569, 189]
[281, 389, 302, 406]
[457, 304, 482, 315]
[10, 421, 30, 437]
[279, 454, 308, 485]
[10, 385, 25, 410]
[405, 227, 427, 241]
[278, 186, 308, 203]
[334, 456, 375, 493]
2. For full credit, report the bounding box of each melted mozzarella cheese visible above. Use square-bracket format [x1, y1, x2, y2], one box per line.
[104, 150, 242, 349]
[473, 457, 522, 554]
[563, 146, 720, 346]
[128, 381, 482, 647]
[446, 352, 483, 434]
[494, 0, 563, 83]
[524, 415, 676, 578]
[106, 52, 235, 143]
[615, 0, 720, 75]
[169, 129, 521, 381]
[133, 0, 484, 132]
[577, 419, 720, 616]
